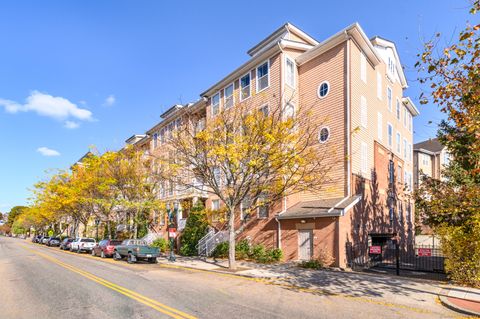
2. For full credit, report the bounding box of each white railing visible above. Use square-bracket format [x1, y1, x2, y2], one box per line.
[196, 229, 215, 256]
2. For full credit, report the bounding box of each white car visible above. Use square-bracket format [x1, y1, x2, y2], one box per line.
[70, 237, 96, 253]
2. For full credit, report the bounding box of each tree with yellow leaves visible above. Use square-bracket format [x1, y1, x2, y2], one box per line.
[156, 98, 333, 269]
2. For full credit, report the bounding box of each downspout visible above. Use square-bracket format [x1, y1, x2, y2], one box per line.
[345, 31, 351, 198]
[276, 41, 286, 250]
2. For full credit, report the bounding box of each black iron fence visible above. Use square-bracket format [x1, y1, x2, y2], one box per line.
[347, 243, 446, 280]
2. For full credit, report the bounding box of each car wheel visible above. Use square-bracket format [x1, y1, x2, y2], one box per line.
[127, 253, 135, 264]
[149, 257, 158, 264]
[113, 251, 120, 260]
[91, 249, 96, 256]
[77, 248, 81, 254]
[101, 251, 105, 258]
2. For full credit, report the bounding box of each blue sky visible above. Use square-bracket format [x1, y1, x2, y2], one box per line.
[0, 0, 474, 212]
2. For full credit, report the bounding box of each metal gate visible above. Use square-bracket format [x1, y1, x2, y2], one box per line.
[347, 243, 446, 280]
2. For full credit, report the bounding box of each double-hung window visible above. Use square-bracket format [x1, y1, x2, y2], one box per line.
[396, 99, 401, 120]
[403, 139, 407, 160]
[387, 123, 393, 147]
[257, 196, 269, 219]
[160, 128, 165, 144]
[224, 83, 234, 109]
[387, 87, 392, 112]
[240, 73, 251, 101]
[360, 51, 367, 83]
[396, 132, 401, 154]
[153, 133, 158, 149]
[257, 61, 269, 92]
[408, 113, 412, 132]
[259, 104, 269, 117]
[212, 199, 220, 211]
[377, 72, 382, 99]
[377, 112, 383, 141]
[403, 106, 408, 127]
[285, 57, 295, 87]
[211, 92, 220, 116]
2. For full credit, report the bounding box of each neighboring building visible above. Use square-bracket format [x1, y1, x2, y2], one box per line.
[413, 138, 450, 189]
[127, 22, 421, 268]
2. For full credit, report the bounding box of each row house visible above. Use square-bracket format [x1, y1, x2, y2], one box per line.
[132, 22, 419, 268]
[413, 138, 450, 189]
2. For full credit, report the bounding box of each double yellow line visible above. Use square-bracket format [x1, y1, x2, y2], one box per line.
[20, 245, 197, 319]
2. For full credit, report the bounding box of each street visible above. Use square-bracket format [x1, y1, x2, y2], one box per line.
[0, 237, 459, 319]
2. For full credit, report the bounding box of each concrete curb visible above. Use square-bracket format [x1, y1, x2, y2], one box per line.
[438, 291, 480, 317]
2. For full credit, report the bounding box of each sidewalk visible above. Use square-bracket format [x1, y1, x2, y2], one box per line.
[157, 255, 480, 317]
[439, 285, 480, 317]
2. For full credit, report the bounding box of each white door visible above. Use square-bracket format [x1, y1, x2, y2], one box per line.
[298, 230, 313, 260]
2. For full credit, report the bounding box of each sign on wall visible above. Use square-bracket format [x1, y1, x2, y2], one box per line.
[369, 245, 382, 254]
[417, 248, 432, 257]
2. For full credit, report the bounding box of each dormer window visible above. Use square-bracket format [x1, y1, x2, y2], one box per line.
[257, 61, 269, 92]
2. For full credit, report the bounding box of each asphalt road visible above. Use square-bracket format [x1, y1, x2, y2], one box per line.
[0, 237, 457, 319]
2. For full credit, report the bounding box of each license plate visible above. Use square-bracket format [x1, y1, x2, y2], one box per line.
[147, 254, 152, 257]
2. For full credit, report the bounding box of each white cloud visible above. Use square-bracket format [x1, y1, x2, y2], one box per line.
[103, 94, 115, 107]
[37, 147, 60, 157]
[0, 91, 93, 121]
[64, 121, 80, 129]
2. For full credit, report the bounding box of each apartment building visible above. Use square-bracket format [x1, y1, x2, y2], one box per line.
[136, 22, 419, 268]
[413, 138, 450, 189]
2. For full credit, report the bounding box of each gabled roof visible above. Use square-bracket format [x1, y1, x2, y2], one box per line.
[277, 196, 361, 220]
[297, 23, 382, 67]
[414, 138, 445, 154]
[402, 97, 420, 116]
[125, 134, 146, 145]
[247, 22, 319, 57]
[370, 36, 408, 88]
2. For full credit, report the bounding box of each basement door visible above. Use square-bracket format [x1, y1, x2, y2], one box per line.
[298, 230, 313, 260]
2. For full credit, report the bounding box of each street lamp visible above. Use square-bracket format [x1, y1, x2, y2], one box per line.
[94, 218, 100, 241]
[167, 202, 178, 262]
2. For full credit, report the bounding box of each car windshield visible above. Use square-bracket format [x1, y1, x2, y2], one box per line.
[81, 238, 95, 243]
[51, 238, 59, 240]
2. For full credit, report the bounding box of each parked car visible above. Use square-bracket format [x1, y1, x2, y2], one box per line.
[46, 237, 61, 247]
[113, 239, 159, 263]
[92, 239, 123, 258]
[59, 238, 74, 250]
[70, 238, 96, 253]
[41, 236, 51, 244]
[32, 235, 42, 243]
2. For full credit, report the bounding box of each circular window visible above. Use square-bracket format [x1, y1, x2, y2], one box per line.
[284, 104, 295, 118]
[319, 127, 330, 143]
[317, 81, 330, 98]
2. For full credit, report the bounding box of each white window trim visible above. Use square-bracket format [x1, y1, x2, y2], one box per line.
[212, 199, 220, 211]
[387, 122, 393, 148]
[259, 103, 269, 116]
[285, 55, 296, 89]
[377, 72, 382, 100]
[396, 131, 401, 154]
[396, 98, 401, 120]
[318, 126, 330, 144]
[223, 82, 235, 109]
[377, 112, 383, 141]
[317, 81, 330, 99]
[403, 138, 408, 159]
[256, 60, 270, 93]
[239, 71, 251, 102]
[387, 87, 392, 112]
[360, 51, 367, 83]
[211, 91, 221, 117]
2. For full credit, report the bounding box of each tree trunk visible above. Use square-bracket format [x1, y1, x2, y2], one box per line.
[82, 221, 87, 237]
[133, 209, 139, 239]
[228, 207, 236, 270]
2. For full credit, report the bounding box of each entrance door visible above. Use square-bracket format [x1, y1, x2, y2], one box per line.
[298, 230, 313, 260]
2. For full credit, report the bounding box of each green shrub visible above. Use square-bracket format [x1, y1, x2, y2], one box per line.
[235, 239, 250, 260]
[151, 238, 169, 253]
[179, 203, 209, 256]
[212, 241, 229, 258]
[267, 248, 283, 262]
[299, 259, 323, 269]
[250, 244, 266, 260]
